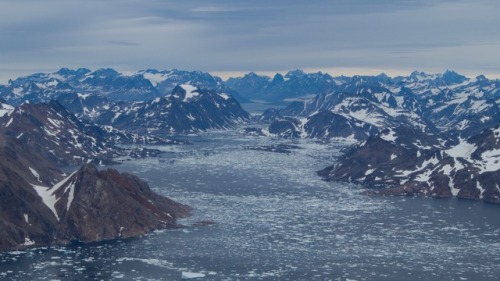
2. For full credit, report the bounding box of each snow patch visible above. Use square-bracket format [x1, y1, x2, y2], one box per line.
[32, 170, 78, 220]
[477, 181, 485, 199]
[32, 184, 59, 220]
[77, 93, 91, 99]
[218, 93, 230, 100]
[365, 168, 375, 176]
[180, 84, 199, 102]
[380, 129, 397, 142]
[29, 167, 41, 182]
[22, 237, 35, 246]
[142, 72, 169, 86]
[445, 139, 476, 158]
[187, 114, 196, 121]
[479, 148, 500, 172]
[5, 118, 13, 127]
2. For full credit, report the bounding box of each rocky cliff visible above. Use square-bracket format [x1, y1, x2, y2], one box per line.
[0, 134, 190, 251]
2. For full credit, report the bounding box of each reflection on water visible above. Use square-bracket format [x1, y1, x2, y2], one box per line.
[1, 132, 499, 280]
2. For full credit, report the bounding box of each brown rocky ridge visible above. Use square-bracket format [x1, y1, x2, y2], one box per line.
[0, 133, 191, 252]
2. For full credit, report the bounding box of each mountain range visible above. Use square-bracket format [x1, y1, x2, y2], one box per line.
[0, 67, 499, 252]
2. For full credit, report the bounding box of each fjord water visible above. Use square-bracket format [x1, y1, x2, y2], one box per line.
[1, 132, 499, 280]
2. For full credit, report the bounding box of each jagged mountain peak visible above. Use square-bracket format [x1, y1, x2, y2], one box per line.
[442, 69, 468, 85]
[54, 67, 91, 78]
[244, 72, 269, 79]
[270, 73, 285, 84]
[87, 68, 120, 78]
[285, 69, 306, 78]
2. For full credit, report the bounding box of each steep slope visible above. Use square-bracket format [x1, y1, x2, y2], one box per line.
[0, 101, 118, 165]
[320, 127, 500, 203]
[0, 134, 63, 250]
[0, 134, 191, 251]
[0, 101, 178, 166]
[96, 85, 252, 135]
[39, 164, 191, 243]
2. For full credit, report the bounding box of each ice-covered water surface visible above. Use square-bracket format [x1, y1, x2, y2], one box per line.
[1, 132, 500, 280]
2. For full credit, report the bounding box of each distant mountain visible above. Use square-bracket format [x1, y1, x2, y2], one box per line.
[95, 84, 252, 135]
[225, 72, 271, 99]
[138, 68, 225, 95]
[226, 70, 340, 103]
[0, 67, 249, 105]
[4, 67, 496, 140]
[319, 126, 500, 203]
[0, 133, 191, 251]
[267, 70, 499, 141]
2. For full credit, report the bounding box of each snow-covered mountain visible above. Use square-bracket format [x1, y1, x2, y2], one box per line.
[0, 67, 248, 105]
[94, 84, 251, 135]
[319, 126, 500, 203]
[265, 70, 499, 141]
[0, 101, 180, 166]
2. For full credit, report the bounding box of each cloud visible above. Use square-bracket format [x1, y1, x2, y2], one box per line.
[0, 0, 500, 81]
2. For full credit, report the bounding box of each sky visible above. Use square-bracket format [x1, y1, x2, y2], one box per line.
[1, 0, 500, 81]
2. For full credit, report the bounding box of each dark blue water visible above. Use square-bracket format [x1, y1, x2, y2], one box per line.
[1, 132, 499, 280]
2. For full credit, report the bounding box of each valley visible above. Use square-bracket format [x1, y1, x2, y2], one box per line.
[0, 132, 498, 280]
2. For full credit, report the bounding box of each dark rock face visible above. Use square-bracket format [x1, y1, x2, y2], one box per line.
[55, 164, 191, 242]
[268, 118, 301, 139]
[320, 127, 500, 203]
[0, 136, 191, 251]
[0, 134, 62, 250]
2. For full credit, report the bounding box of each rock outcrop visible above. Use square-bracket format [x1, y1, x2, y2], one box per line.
[0, 134, 190, 251]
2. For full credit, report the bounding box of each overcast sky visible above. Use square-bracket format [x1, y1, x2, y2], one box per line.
[1, 0, 499, 81]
